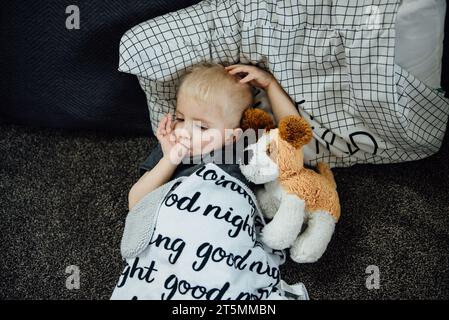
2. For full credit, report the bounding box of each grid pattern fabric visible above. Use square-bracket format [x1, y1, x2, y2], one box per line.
[118, 0, 449, 167]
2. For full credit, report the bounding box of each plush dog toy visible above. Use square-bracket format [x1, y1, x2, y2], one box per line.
[239, 108, 340, 263]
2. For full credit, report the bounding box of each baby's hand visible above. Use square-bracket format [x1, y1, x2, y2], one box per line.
[156, 113, 190, 165]
[225, 64, 276, 90]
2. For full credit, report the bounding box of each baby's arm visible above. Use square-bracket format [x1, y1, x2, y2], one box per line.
[128, 156, 177, 210]
[128, 113, 190, 211]
[265, 80, 300, 124]
[225, 64, 299, 124]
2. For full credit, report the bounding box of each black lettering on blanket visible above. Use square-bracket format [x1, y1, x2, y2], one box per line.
[161, 274, 231, 300]
[228, 210, 255, 240]
[117, 257, 158, 288]
[254, 239, 264, 249]
[116, 163, 283, 299]
[204, 206, 255, 240]
[235, 285, 275, 300]
[162, 190, 256, 241]
[191, 242, 279, 282]
[255, 215, 264, 231]
[195, 166, 257, 215]
[249, 261, 280, 283]
[149, 234, 186, 264]
[164, 192, 201, 213]
[192, 242, 252, 272]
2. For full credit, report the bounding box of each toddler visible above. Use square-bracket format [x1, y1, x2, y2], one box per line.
[111, 62, 308, 300]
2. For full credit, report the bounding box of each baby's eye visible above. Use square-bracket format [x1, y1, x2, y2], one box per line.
[176, 117, 184, 122]
[194, 122, 208, 130]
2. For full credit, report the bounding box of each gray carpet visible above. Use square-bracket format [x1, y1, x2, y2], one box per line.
[1, 123, 448, 300]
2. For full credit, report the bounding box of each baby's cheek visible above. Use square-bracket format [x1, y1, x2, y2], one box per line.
[201, 131, 224, 150]
[212, 129, 226, 143]
[173, 122, 186, 138]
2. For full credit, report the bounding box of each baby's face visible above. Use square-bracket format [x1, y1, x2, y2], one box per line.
[173, 94, 237, 157]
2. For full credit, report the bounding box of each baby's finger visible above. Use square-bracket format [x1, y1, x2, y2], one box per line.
[158, 114, 167, 130]
[179, 141, 190, 151]
[157, 115, 165, 130]
[174, 140, 190, 156]
[156, 123, 164, 138]
[170, 119, 177, 131]
[178, 137, 190, 149]
[162, 114, 171, 134]
[156, 130, 166, 142]
[227, 64, 253, 73]
[224, 64, 243, 70]
[177, 145, 190, 159]
[178, 138, 189, 149]
[239, 74, 255, 84]
[227, 66, 248, 75]
[166, 114, 172, 134]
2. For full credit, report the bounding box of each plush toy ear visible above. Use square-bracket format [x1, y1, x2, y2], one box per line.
[240, 108, 276, 132]
[278, 115, 313, 148]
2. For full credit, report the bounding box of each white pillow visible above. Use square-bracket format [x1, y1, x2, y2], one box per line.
[395, 0, 446, 89]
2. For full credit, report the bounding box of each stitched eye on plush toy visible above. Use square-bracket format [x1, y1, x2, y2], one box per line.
[267, 140, 278, 160]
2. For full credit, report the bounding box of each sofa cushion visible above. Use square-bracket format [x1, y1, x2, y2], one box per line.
[0, 0, 201, 134]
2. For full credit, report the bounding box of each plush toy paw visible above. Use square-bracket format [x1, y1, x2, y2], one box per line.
[290, 211, 336, 263]
[261, 221, 298, 250]
[256, 188, 279, 219]
[290, 235, 325, 263]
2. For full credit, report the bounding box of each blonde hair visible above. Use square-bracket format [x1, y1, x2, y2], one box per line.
[177, 61, 253, 127]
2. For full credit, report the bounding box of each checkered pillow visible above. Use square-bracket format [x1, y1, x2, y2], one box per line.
[119, 0, 449, 167]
